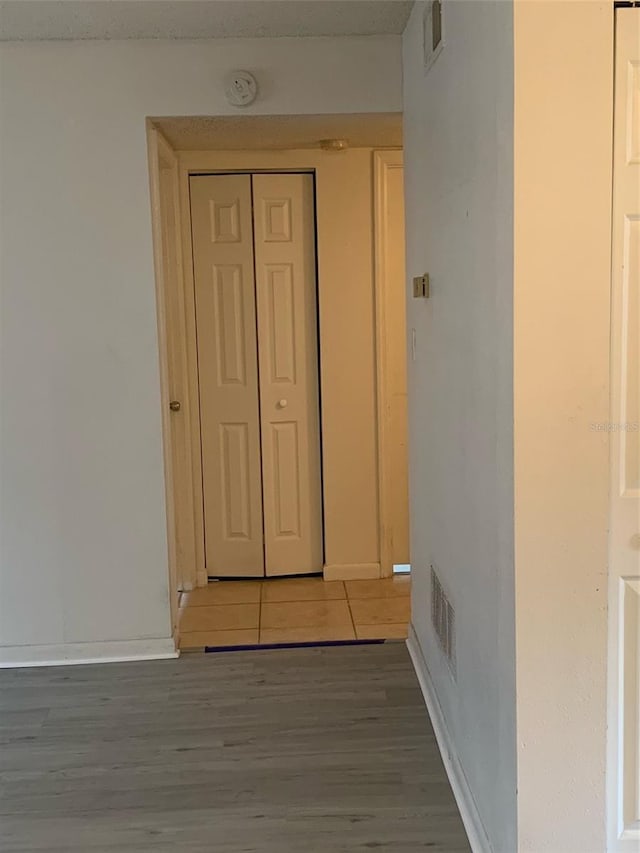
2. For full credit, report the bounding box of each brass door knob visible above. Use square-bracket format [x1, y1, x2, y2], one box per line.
[169, 401, 181, 412]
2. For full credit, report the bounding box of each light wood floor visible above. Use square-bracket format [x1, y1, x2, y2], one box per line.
[0, 643, 470, 853]
[179, 575, 412, 650]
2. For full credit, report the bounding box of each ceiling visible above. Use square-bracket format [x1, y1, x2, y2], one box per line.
[152, 112, 403, 150]
[0, 0, 414, 41]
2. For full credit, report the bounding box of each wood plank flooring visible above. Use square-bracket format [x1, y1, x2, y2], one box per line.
[0, 643, 470, 852]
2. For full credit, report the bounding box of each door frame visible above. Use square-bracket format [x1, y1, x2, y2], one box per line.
[146, 124, 200, 634]
[373, 149, 408, 577]
[607, 8, 640, 851]
[178, 156, 325, 585]
[148, 136, 407, 588]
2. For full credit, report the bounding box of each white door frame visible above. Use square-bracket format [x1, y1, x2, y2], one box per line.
[148, 137, 408, 589]
[146, 124, 200, 640]
[607, 8, 640, 851]
[178, 158, 327, 586]
[373, 149, 409, 577]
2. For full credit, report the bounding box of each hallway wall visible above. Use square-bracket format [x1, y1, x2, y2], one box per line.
[402, 2, 516, 850]
[513, 3, 612, 850]
[403, 1, 613, 850]
[0, 35, 402, 664]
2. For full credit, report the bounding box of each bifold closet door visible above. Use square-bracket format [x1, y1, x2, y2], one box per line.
[253, 173, 323, 576]
[190, 174, 264, 577]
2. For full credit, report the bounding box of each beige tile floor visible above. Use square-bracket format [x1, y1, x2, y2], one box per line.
[178, 575, 411, 650]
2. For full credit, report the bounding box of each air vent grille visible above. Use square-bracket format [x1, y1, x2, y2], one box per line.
[430, 565, 456, 677]
[423, 0, 445, 72]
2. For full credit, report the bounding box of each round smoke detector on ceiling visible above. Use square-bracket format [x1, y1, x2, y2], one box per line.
[224, 70, 258, 107]
[319, 138, 349, 152]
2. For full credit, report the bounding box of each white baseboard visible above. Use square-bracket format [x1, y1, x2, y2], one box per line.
[406, 625, 493, 853]
[0, 637, 179, 668]
[323, 562, 381, 581]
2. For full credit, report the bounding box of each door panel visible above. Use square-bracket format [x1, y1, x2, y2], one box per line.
[190, 175, 264, 577]
[253, 174, 323, 576]
[609, 10, 640, 852]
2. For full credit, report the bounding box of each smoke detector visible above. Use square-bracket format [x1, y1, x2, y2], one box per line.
[224, 71, 258, 107]
[319, 139, 349, 152]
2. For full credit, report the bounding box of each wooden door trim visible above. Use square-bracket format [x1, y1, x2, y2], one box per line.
[147, 123, 180, 634]
[147, 123, 202, 604]
[176, 152, 332, 587]
[607, 9, 639, 849]
[151, 145, 398, 587]
[176, 156, 207, 587]
[373, 149, 405, 577]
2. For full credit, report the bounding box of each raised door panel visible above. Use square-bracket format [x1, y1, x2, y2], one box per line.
[252, 173, 323, 576]
[609, 11, 640, 851]
[190, 174, 264, 577]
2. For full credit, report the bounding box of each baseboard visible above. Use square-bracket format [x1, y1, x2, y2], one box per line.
[323, 562, 381, 581]
[406, 625, 493, 853]
[0, 637, 179, 668]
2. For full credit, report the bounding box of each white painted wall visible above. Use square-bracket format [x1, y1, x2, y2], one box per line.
[402, 3, 516, 850]
[0, 35, 401, 661]
[404, 1, 614, 850]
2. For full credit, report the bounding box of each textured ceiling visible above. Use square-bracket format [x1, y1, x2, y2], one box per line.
[152, 112, 403, 150]
[0, 1, 413, 41]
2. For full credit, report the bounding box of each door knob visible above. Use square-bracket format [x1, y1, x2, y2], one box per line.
[169, 401, 181, 412]
[278, 399, 288, 409]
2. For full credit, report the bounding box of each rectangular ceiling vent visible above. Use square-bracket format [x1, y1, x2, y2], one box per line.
[431, 565, 456, 678]
[423, 0, 444, 73]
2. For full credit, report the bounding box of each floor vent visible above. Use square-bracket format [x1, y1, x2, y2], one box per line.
[430, 565, 456, 678]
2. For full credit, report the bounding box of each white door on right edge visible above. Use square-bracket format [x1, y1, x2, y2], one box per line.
[608, 9, 640, 853]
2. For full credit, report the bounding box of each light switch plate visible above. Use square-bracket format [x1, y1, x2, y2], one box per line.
[413, 274, 430, 298]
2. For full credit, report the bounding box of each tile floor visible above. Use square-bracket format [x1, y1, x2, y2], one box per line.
[178, 575, 411, 650]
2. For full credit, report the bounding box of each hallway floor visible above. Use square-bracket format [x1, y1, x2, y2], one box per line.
[0, 643, 470, 853]
[178, 575, 411, 650]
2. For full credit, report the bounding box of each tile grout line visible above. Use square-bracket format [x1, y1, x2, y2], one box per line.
[345, 591, 358, 641]
[180, 578, 410, 648]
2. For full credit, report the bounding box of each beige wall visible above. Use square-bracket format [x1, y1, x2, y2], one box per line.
[177, 147, 383, 579]
[514, 2, 613, 850]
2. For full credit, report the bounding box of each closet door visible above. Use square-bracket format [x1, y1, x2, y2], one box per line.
[190, 175, 264, 577]
[253, 173, 323, 576]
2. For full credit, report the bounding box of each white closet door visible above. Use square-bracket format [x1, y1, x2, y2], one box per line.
[253, 173, 323, 576]
[190, 174, 264, 577]
[608, 10, 640, 851]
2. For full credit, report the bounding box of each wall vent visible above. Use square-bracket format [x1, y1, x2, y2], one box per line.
[430, 565, 456, 678]
[423, 0, 445, 73]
